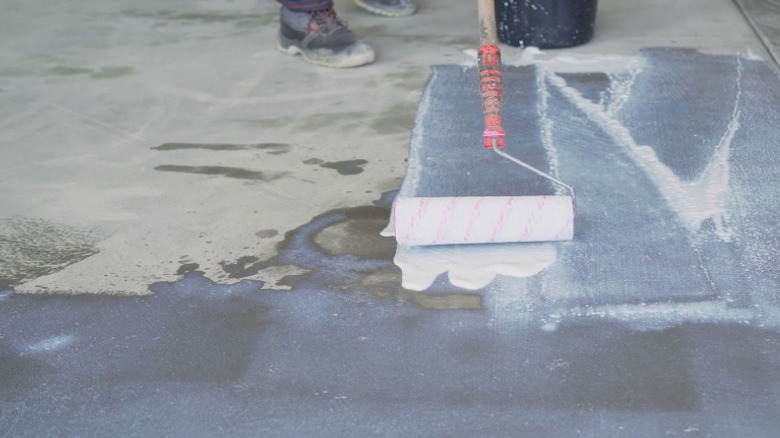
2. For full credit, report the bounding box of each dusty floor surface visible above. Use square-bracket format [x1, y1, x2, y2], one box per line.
[2, 0, 780, 436]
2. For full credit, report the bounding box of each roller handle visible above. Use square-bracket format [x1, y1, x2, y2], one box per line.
[477, 0, 504, 148]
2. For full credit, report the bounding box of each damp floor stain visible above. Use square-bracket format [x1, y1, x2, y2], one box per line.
[255, 229, 279, 239]
[319, 159, 368, 175]
[154, 165, 287, 181]
[302, 158, 369, 175]
[2, 273, 268, 392]
[311, 206, 395, 259]
[152, 142, 291, 154]
[213, 192, 484, 311]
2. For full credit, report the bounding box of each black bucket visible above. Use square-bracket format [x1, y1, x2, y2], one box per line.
[495, 0, 598, 49]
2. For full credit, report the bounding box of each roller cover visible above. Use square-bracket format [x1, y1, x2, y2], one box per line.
[394, 195, 574, 246]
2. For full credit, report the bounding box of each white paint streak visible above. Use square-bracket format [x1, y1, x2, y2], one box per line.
[602, 69, 640, 116]
[536, 66, 563, 194]
[394, 243, 556, 291]
[546, 301, 756, 331]
[543, 58, 742, 240]
[25, 334, 74, 353]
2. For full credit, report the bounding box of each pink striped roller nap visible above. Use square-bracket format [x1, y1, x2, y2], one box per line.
[393, 195, 574, 246]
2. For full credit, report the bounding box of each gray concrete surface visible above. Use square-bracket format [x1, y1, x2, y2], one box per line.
[2, 0, 780, 436]
[736, 0, 780, 65]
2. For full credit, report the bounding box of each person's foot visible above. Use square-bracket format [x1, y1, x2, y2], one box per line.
[352, 0, 417, 17]
[278, 7, 376, 68]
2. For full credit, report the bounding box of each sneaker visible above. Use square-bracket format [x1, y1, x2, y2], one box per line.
[352, 0, 417, 17]
[278, 8, 376, 68]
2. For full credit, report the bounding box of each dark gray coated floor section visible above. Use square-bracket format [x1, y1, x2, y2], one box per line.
[3, 48, 780, 436]
[398, 65, 555, 198]
[402, 48, 780, 310]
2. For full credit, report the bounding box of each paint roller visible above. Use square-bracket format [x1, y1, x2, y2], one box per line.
[392, 0, 575, 247]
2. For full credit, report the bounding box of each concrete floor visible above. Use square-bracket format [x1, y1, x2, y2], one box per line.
[2, 0, 780, 436]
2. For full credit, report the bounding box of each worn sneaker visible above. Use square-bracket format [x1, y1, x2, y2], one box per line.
[352, 0, 417, 17]
[278, 8, 376, 68]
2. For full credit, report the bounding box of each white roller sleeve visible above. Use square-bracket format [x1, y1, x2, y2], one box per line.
[393, 195, 574, 246]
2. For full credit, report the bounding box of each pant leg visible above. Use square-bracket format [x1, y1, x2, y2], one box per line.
[276, 0, 333, 11]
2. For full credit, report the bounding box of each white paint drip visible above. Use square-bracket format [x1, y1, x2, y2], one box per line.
[394, 243, 556, 291]
[543, 57, 742, 241]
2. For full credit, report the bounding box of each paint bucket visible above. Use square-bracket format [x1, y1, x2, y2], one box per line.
[495, 0, 598, 49]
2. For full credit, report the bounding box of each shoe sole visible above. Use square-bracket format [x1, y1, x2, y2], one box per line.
[278, 39, 376, 68]
[352, 0, 417, 17]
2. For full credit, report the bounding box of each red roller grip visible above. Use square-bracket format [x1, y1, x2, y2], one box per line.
[478, 44, 505, 148]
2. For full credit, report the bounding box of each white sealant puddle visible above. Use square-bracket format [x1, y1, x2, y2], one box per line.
[394, 243, 556, 291]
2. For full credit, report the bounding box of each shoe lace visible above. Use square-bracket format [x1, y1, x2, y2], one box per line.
[308, 8, 346, 33]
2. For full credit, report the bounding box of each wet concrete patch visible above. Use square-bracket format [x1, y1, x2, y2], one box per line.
[220, 256, 263, 279]
[255, 229, 279, 239]
[154, 165, 287, 181]
[219, 200, 396, 280]
[1, 273, 267, 393]
[0, 341, 54, 399]
[0, 218, 100, 288]
[319, 159, 368, 175]
[312, 206, 395, 259]
[303, 158, 368, 175]
[547, 323, 699, 410]
[176, 262, 200, 275]
[215, 191, 485, 311]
